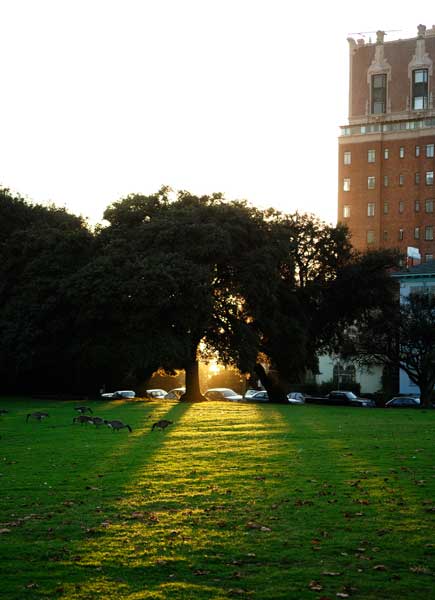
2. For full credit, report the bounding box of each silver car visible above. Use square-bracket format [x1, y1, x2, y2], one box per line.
[204, 388, 243, 401]
[101, 390, 136, 399]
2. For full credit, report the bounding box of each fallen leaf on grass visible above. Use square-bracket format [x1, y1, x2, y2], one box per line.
[193, 569, 210, 576]
[372, 564, 387, 571]
[409, 566, 431, 575]
[322, 571, 342, 576]
[308, 580, 323, 591]
[246, 521, 271, 531]
[0, 528, 11, 534]
[295, 499, 314, 507]
[336, 594, 349, 598]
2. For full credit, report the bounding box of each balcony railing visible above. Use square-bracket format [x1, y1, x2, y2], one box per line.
[341, 117, 435, 137]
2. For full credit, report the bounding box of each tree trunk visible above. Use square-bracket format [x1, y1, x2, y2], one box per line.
[419, 379, 434, 409]
[255, 363, 288, 403]
[182, 357, 206, 402]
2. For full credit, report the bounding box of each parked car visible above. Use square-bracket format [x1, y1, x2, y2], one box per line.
[385, 396, 421, 408]
[101, 390, 136, 399]
[146, 389, 167, 399]
[164, 387, 185, 400]
[244, 389, 262, 399]
[306, 390, 376, 408]
[204, 388, 243, 401]
[287, 392, 306, 404]
[246, 390, 269, 402]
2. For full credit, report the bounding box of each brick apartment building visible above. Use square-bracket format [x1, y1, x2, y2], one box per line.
[338, 24, 435, 262]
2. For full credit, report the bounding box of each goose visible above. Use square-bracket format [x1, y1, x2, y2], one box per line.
[106, 419, 132, 432]
[90, 416, 105, 426]
[26, 412, 49, 422]
[151, 419, 173, 431]
[73, 415, 93, 424]
[74, 406, 93, 414]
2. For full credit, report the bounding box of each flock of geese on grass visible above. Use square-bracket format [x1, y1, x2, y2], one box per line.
[0, 406, 173, 433]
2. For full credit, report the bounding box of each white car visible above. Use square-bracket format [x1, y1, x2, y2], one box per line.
[164, 387, 185, 400]
[244, 389, 263, 399]
[146, 389, 167, 399]
[287, 392, 305, 404]
[204, 388, 243, 401]
[101, 390, 136, 399]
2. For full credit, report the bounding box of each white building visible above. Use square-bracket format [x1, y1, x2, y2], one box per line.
[316, 355, 382, 394]
[316, 260, 435, 396]
[392, 259, 435, 395]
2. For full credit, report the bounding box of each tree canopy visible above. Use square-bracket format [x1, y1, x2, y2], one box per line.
[0, 186, 401, 401]
[340, 290, 435, 407]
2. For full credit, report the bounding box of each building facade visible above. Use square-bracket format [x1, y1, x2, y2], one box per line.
[338, 25, 435, 261]
[392, 259, 435, 395]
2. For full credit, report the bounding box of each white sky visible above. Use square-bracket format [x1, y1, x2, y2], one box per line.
[0, 1, 433, 225]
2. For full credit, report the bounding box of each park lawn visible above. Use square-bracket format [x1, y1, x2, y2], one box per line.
[0, 398, 434, 600]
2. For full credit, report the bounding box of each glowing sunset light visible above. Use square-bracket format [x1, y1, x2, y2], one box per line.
[0, 2, 433, 225]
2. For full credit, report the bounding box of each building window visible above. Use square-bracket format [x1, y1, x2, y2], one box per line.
[367, 202, 375, 217]
[426, 144, 434, 158]
[368, 149, 376, 163]
[367, 230, 375, 244]
[384, 148, 389, 159]
[343, 178, 351, 192]
[425, 199, 434, 213]
[399, 200, 404, 213]
[383, 201, 389, 214]
[425, 226, 433, 241]
[333, 364, 356, 385]
[413, 69, 428, 110]
[344, 151, 351, 165]
[414, 226, 420, 240]
[399, 146, 405, 158]
[399, 229, 404, 241]
[383, 230, 388, 241]
[415, 145, 421, 157]
[371, 73, 387, 114]
[426, 254, 434, 262]
[415, 172, 420, 185]
[384, 175, 389, 187]
[415, 199, 421, 212]
[343, 205, 350, 218]
[426, 171, 434, 185]
[399, 174, 405, 186]
[368, 176, 376, 189]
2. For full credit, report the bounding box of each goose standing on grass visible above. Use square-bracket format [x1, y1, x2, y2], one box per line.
[26, 412, 49, 423]
[73, 415, 93, 424]
[105, 419, 132, 432]
[151, 419, 173, 431]
[90, 416, 105, 426]
[74, 406, 93, 414]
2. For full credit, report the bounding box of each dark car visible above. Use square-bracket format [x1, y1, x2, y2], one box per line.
[246, 390, 269, 402]
[322, 391, 376, 408]
[385, 396, 420, 408]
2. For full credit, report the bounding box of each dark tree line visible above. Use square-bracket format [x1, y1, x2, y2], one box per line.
[0, 186, 404, 401]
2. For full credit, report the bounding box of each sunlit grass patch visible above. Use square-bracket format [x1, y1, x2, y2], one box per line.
[0, 398, 434, 599]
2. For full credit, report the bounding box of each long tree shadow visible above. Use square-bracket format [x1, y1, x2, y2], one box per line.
[54, 402, 302, 599]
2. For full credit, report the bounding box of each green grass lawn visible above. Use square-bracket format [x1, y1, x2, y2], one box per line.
[0, 398, 434, 600]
